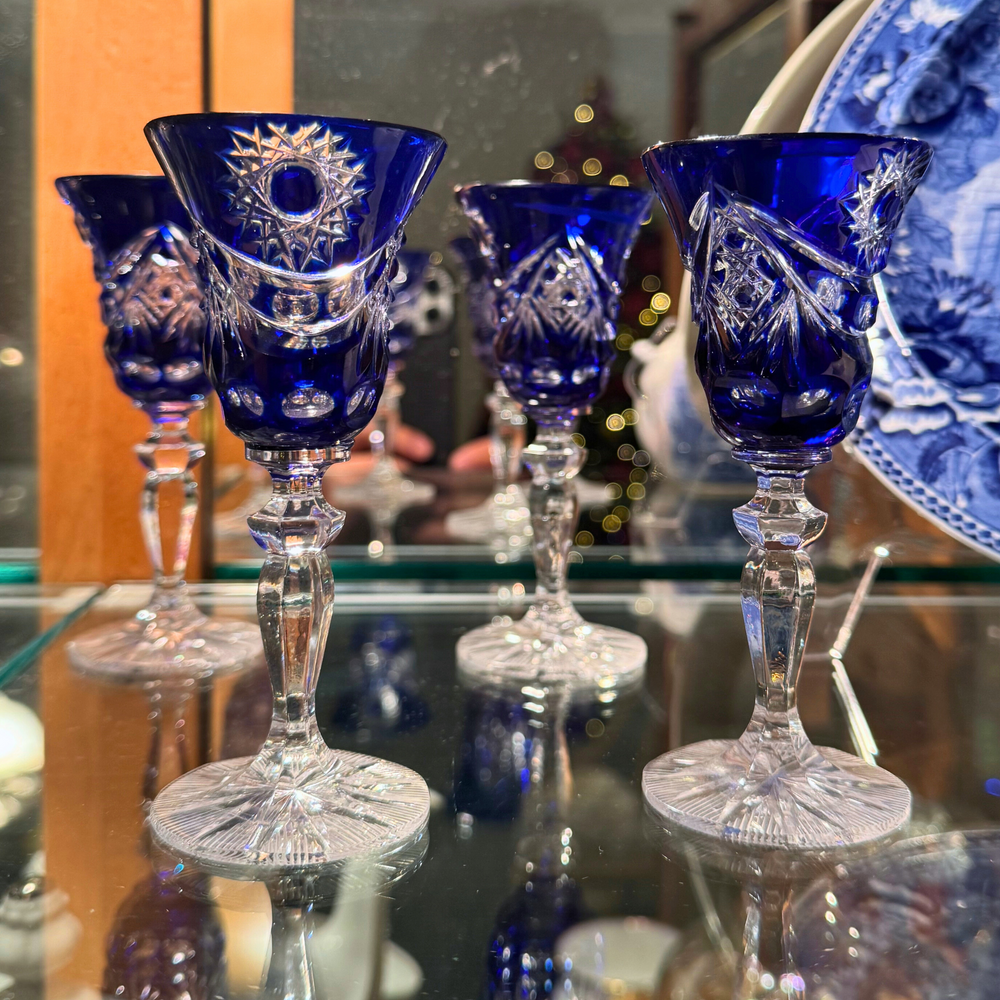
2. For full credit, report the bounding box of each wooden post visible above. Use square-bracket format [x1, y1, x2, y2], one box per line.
[36, 0, 205, 584]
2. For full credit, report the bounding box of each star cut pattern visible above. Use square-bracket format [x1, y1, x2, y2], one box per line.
[500, 233, 614, 350]
[103, 225, 204, 340]
[845, 145, 932, 272]
[691, 189, 867, 364]
[222, 122, 369, 272]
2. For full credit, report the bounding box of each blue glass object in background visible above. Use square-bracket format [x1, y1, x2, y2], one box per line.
[450, 235, 497, 377]
[453, 689, 534, 821]
[55, 175, 213, 404]
[104, 870, 225, 1000]
[457, 183, 653, 415]
[387, 250, 430, 361]
[330, 616, 429, 736]
[145, 113, 446, 449]
[485, 877, 584, 1000]
[642, 134, 932, 463]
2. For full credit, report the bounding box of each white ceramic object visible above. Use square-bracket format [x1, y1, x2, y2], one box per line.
[631, 0, 875, 471]
[554, 917, 681, 999]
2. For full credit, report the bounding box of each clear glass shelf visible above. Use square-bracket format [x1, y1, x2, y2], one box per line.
[1, 579, 999, 997]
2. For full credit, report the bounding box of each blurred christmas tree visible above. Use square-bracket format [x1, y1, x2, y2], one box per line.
[528, 78, 670, 548]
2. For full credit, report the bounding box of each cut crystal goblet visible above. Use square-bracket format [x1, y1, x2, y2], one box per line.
[445, 236, 531, 555]
[640, 133, 933, 850]
[144, 113, 446, 872]
[455, 182, 652, 692]
[56, 174, 262, 680]
[335, 249, 445, 517]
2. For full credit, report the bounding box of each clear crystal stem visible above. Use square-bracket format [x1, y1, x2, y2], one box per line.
[135, 402, 206, 609]
[732, 467, 826, 757]
[369, 370, 402, 476]
[263, 881, 321, 1000]
[514, 685, 573, 877]
[736, 883, 801, 999]
[488, 379, 527, 490]
[455, 412, 645, 691]
[524, 414, 583, 617]
[148, 445, 429, 871]
[642, 460, 912, 849]
[247, 447, 346, 778]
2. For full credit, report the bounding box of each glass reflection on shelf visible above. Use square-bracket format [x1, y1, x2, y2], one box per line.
[455, 182, 651, 690]
[330, 616, 430, 737]
[445, 236, 531, 559]
[55, 174, 263, 681]
[335, 250, 455, 529]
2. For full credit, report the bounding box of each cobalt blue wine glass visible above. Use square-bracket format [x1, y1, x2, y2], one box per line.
[445, 236, 531, 554]
[56, 174, 262, 680]
[455, 182, 651, 692]
[335, 249, 448, 517]
[143, 112, 445, 873]
[641, 133, 932, 851]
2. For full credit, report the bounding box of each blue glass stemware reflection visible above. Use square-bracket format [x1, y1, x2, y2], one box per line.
[640, 133, 933, 851]
[455, 182, 651, 692]
[445, 236, 531, 555]
[56, 174, 262, 680]
[142, 112, 445, 872]
[334, 249, 451, 528]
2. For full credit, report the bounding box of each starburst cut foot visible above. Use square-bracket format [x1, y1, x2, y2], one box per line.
[150, 748, 430, 875]
[67, 604, 262, 682]
[643, 737, 911, 851]
[457, 604, 647, 693]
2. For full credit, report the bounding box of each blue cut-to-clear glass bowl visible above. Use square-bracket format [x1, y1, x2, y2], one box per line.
[387, 249, 431, 361]
[449, 235, 497, 377]
[457, 182, 653, 415]
[642, 133, 932, 461]
[56, 174, 213, 405]
[144, 113, 447, 450]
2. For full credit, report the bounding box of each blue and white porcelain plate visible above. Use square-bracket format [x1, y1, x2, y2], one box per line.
[805, 0, 1000, 558]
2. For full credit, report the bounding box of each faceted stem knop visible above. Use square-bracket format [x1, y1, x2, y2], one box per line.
[488, 379, 528, 489]
[246, 448, 346, 778]
[733, 468, 827, 738]
[134, 402, 207, 603]
[521, 415, 584, 606]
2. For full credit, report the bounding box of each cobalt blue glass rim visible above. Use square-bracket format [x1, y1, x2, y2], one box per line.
[143, 111, 446, 146]
[455, 179, 648, 196]
[640, 131, 927, 158]
[55, 173, 167, 187]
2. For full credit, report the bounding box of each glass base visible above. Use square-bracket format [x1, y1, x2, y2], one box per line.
[149, 747, 430, 876]
[445, 485, 531, 548]
[66, 599, 263, 682]
[335, 461, 435, 510]
[456, 601, 647, 692]
[642, 736, 912, 852]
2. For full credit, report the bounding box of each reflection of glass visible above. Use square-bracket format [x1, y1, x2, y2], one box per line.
[446, 237, 531, 556]
[56, 175, 262, 680]
[336, 250, 452, 539]
[455, 183, 650, 690]
[640, 134, 932, 850]
[479, 684, 585, 1000]
[144, 113, 445, 871]
[331, 616, 430, 736]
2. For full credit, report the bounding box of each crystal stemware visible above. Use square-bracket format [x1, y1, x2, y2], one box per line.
[56, 174, 262, 680]
[455, 182, 651, 691]
[640, 133, 932, 850]
[335, 249, 448, 516]
[144, 112, 446, 872]
[445, 236, 530, 554]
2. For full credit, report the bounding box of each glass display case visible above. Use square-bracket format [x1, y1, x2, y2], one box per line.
[1, 578, 998, 996]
